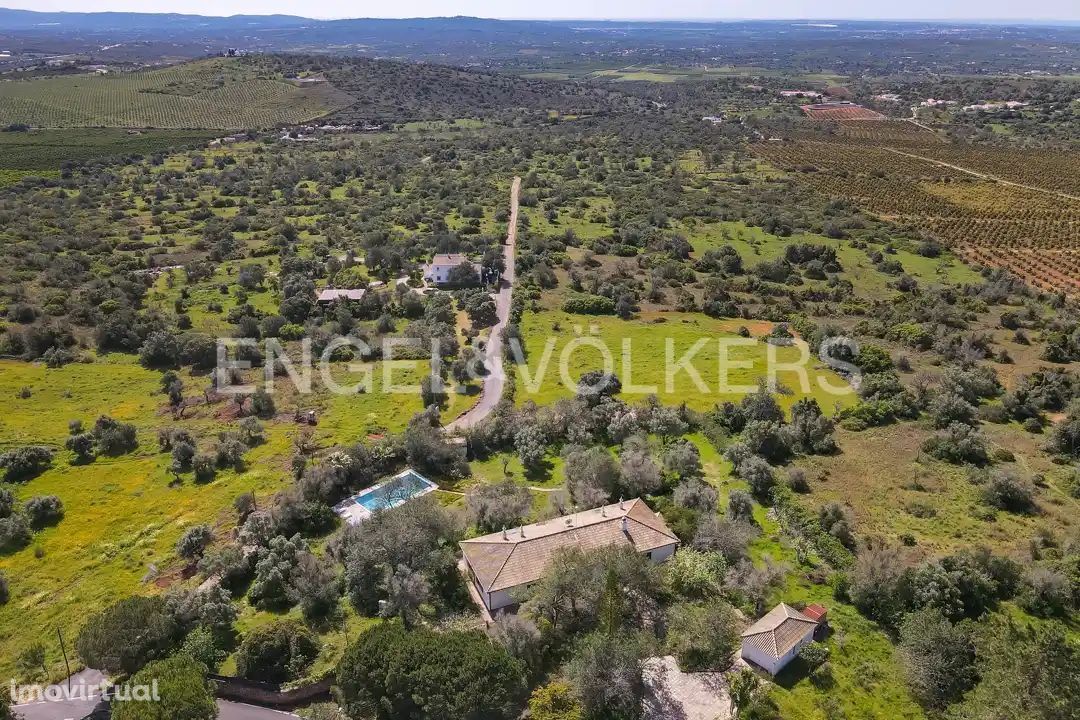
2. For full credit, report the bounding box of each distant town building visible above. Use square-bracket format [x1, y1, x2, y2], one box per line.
[962, 100, 1028, 112]
[780, 89, 823, 99]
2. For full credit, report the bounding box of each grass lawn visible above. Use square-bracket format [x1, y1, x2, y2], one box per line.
[688, 429, 927, 720]
[0, 349, 477, 677]
[688, 220, 981, 294]
[793, 423, 1080, 557]
[0, 358, 295, 678]
[514, 310, 857, 414]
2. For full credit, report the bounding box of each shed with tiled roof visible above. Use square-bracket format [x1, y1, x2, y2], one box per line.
[460, 498, 679, 612]
[740, 603, 820, 675]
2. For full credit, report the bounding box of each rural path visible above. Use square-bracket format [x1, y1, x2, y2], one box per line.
[882, 147, 1080, 203]
[445, 176, 521, 433]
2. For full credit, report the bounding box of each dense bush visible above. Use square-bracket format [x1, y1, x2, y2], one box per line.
[235, 620, 319, 684]
[0, 445, 53, 482]
[337, 623, 527, 720]
[561, 293, 615, 315]
[111, 654, 216, 720]
[75, 595, 179, 676]
[24, 495, 64, 528]
[665, 599, 742, 671]
[922, 423, 988, 465]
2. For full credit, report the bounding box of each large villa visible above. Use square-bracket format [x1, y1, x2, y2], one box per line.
[460, 498, 680, 612]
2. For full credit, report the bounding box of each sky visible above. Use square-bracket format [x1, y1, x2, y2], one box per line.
[6, 0, 1079, 21]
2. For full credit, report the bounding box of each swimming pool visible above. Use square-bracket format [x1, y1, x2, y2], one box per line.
[334, 468, 438, 524]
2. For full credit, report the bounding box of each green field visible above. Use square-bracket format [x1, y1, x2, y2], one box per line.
[0, 58, 354, 129]
[0, 353, 472, 677]
[515, 310, 858, 413]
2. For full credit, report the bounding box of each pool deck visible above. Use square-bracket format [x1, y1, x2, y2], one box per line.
[333, 468, 438, 525]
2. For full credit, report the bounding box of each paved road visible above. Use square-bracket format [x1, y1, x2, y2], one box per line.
[14, 697, 298, 720]
[445, 175, 520, 433]
[11, 669, 298, 720]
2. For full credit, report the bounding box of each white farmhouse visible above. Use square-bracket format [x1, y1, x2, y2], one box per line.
[740, 603, 821, 675]
[460, 498, 679, 613]
[422, 253, 480, 285]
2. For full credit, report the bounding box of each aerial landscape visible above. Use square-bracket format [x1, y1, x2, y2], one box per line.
[0, 3, 1076, 720]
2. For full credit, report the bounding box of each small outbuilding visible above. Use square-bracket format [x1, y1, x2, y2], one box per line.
[740, 603, 820, 676]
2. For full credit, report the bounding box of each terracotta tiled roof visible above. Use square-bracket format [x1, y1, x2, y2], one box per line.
[741, 603, 819, 659]
[460, 498, 679, 593]
[317, 288, 366, 302]
[427, 253, 472, 267]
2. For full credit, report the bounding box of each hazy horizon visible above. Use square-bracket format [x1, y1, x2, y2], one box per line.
[2, 1, 1077, 22]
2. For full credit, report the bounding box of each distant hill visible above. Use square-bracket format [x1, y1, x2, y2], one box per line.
[0, 56, 354, 129]
[0, 53, 646, 129]
[0, 9, 1076, 73]
[264, 55, 646, 124]
[0, 8, 310, 31]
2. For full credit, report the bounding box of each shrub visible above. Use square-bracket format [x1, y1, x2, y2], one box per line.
[0, 571, 9, 604]
[111, 654, 216, 720]
[337, 623, 527, 720]
[24, 495, 64, 528]
[176, 525, 214, 561]
[1020, 568, 1072, 618]
[0, 445, 53, 482]
[235, 620, 319, 684]
[92, 416, 138, 455]
[178, 625, 226, 672]
[75, 595, 179, 676]
[798, 641, 829, 671]
[981, 469, 1036, 513]
[138, 330, 180, 369]
[922, 423, 989, 465]
[666, 599, 742, 671]
[786, 467, 810, 492]
[739, 455, 776, 498]
[562, 293, 615, 315]
[0, 514, 32, 552]
[65, 432, 96, 462]
[898, 608, 976, 709]
[527, 681, 583, 720]
[665, 548, 727, 598]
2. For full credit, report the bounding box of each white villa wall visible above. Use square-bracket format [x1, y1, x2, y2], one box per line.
[740, 631, 814, 676]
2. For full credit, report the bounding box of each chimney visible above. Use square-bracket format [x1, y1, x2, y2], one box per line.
[601, 506, 606, 517]
[519, 525, 525, 538]
[619, 497, 625, 510]
[502, 527, 508, 541]
[621, 516, 629, 535]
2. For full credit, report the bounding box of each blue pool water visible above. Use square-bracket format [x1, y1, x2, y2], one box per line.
[354, 469, 436, 512]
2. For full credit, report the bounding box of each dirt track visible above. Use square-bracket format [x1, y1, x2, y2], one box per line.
[444, 176, 520, 432]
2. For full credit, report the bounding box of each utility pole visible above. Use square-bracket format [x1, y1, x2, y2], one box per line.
[56, 626, 72, 691]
